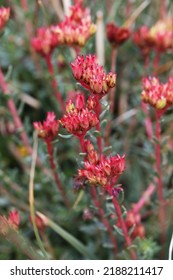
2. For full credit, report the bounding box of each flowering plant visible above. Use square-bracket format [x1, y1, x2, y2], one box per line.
[0, 0, 173, 261]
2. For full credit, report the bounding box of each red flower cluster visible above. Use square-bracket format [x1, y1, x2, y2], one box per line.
[123, 211, 145, 239]
[133, 18, 173, 55]
[51, 1, 96, 48]
[32, 1, 96, 56]
[33, 112, 59, 141]
[71, 55, 116, 98]
[141, 76, 173, 111]
[31, 27, 58, 57]
[0, 210, 20, 235]
[0, 6, 10, 31]
[149, 18, 173, 52]
[133, 26, 155, 56]
[78, 140, 125, 194]
[106, 22, 130, 47]
[60, 93, 99, 137]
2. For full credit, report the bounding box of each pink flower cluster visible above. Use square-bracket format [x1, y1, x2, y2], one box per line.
[133, 18, 173, 55]
[32, 1, 96, 56]
[141, 76, 173, 111]
[31, 27, 58, 57]
[33, 112, 59, 141]
[122, 210, 145, 239]
[71, 55, 116, 98]
[60, 93, 99, 137]
[133, 26, 154, 56]
[0, 210, 20, 235]
[51, 1, 96, 48]
[78, 140, 125, 194]
[0, 6, 10, 31]
[106, 22, 130, 47]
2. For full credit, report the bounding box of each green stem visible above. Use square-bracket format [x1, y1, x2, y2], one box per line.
[29, 132, 49, 259]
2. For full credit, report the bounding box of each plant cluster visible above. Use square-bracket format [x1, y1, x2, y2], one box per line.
[0, 0, 173, 260]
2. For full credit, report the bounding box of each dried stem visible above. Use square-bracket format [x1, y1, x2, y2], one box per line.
[46, 140, 70, 207]
[90, 186, 117, 255]
[50, 0, 64, 20]
[96, 11, 105, 66]
[112, 197, 137, 259]
[159, 0, 167, 19]
[45, 55, 65, 112]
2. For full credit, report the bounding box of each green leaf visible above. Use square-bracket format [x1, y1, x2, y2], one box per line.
[37, 212, 96, 260]
[58, 133, 73, 139]
[113, 225, 124, 236]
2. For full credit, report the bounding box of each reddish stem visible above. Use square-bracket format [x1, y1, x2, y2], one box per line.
[133, 183, 155, 214]
[79, 136, 117, 255]
[90, 186, 117, 255]
[0, 68, 32, 155]
[79, 135, 85, 153]
[95, 99, 102, 154]
[155, 111, 166, 255]
[46, 140, 70, 207]
[155, 112, 164, 204]
[112, 197, 137, 260]
[45, 55, 65, 112]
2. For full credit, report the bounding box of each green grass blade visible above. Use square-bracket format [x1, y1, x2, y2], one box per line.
[37, 212, 96, 260]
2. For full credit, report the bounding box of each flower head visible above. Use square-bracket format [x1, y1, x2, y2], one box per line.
[117, 210, 145, 239]
[141, 76, 173, 112]
[133, 26, 155, 56]
[51, 1, 96, 48]
[0, 210, 20, 236]
[0, 6, 10, 31]
[8, 210, 20, 228]
[60, 94, 99, 137]
[106, 22, 130, 47]
[149, 18, 173, 52]
[133, 18, 173, 56]
[33, 112, 59, 141]
[30, 213, 47, 233]
[78, 140, 125, 195]
[31, 27, 58, 56]
[71, 55, 116, 98]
